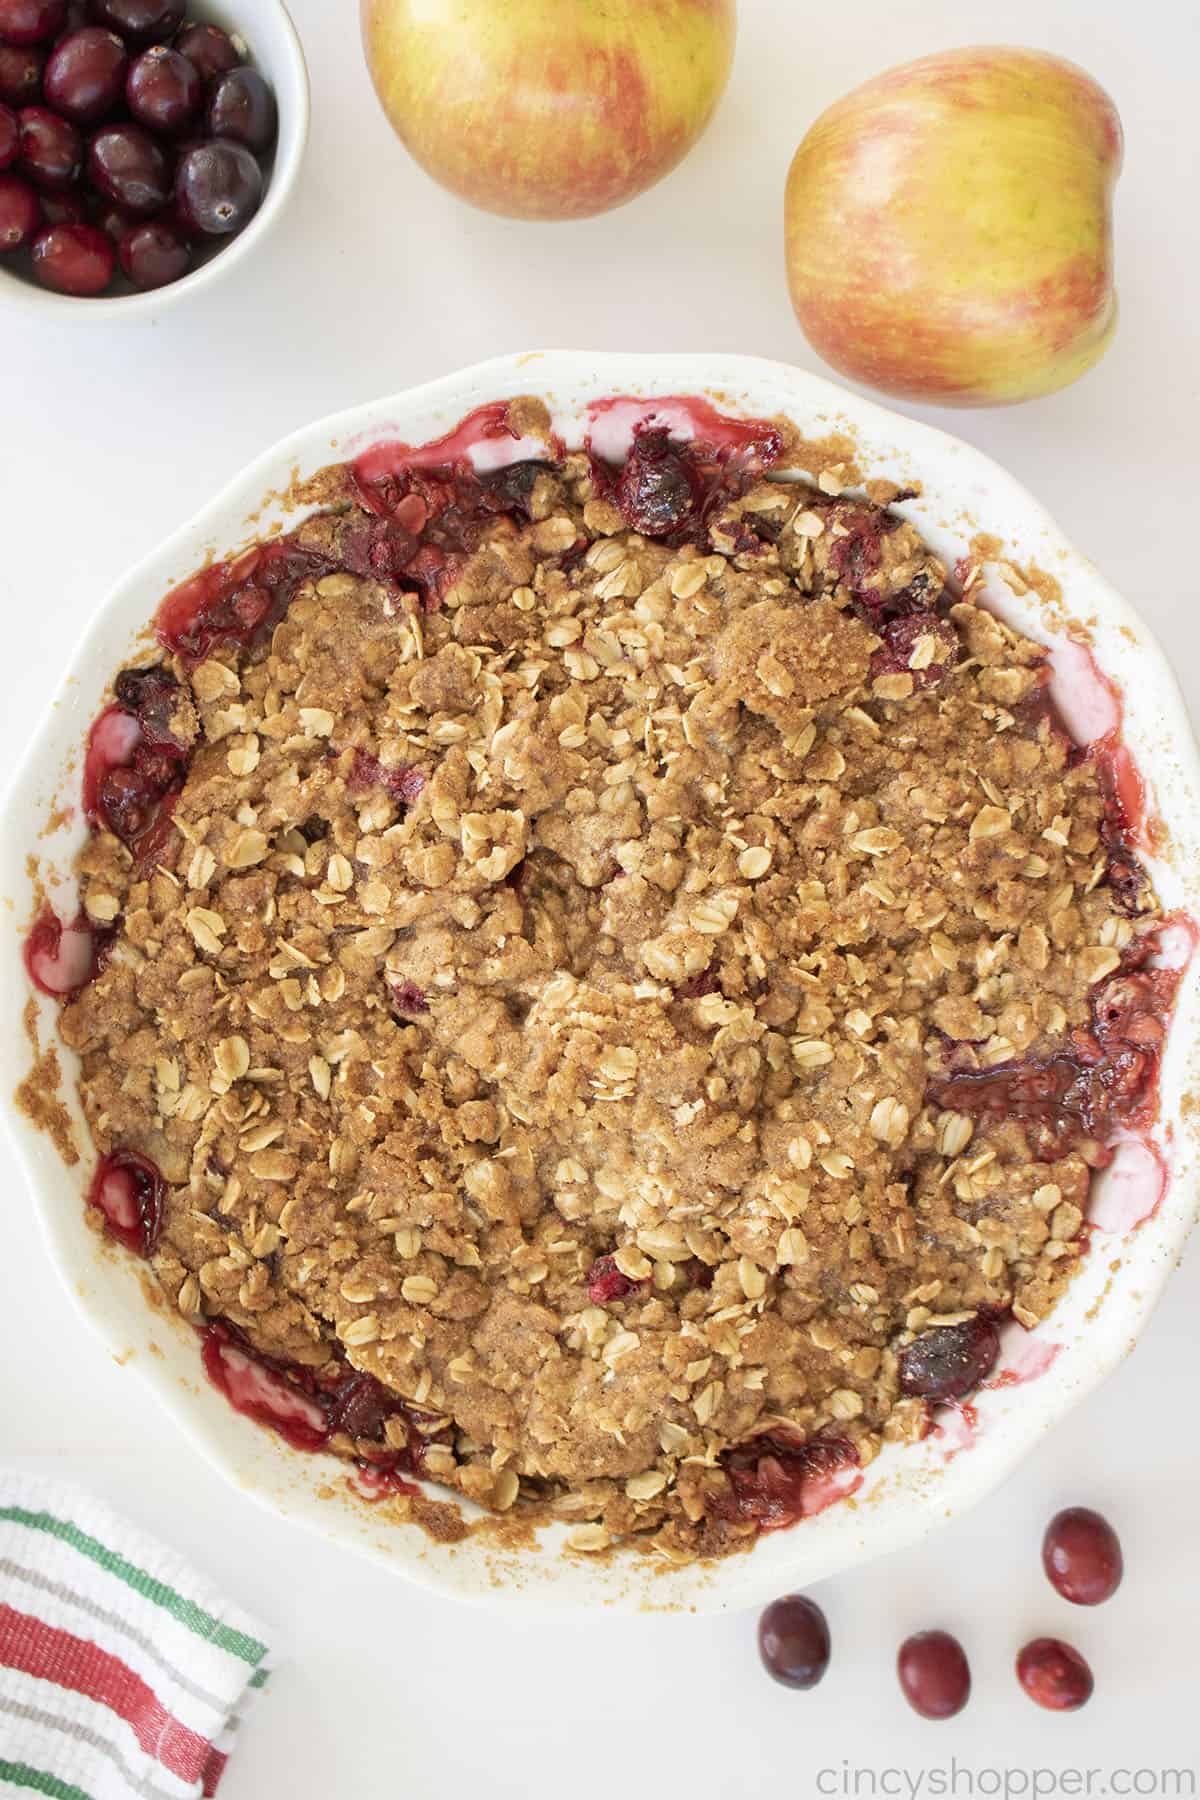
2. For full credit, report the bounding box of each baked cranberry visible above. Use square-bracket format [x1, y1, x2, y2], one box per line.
[870, 613, 959, 693]
[1016, 1638, 1094, 1712]
[86, 0, 183, 47]
[30, 217, 112, 290]
[206, 64, 274, 153]
[388, 979, 429, 1018]
[347, 748, 426, 807]
[614, 427, 695, 538]
[758, 1595, 831, 1689]
[38, 182, 82, 220]
[125, 42, 198, 132]
[0, 0, 66, 44]
[1043, 1507, 1123, 1606]
[17, 103, 80, 187]
[174, 137, 260, 235]
[0, 43, 43, 104]
[87, 122, 168, 213]
[899, 1316, 999, 1403]
[88, 1148, 164, 1257]
[587, 1254, 645, 1305]
[174, 20, 239, 81]
[42, 25, 124, 121]
[717, 1434, 862, 1529]
[0, 166, 38, 242]
[118, 214, 186, 286]
[0, 100, 17, 165]
[897, 1630, 971, 1719]
[24, 909, 102, 996]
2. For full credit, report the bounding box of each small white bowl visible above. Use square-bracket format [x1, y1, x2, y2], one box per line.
[4, 351, 1199, 1614]
[0, 0, 308, 320]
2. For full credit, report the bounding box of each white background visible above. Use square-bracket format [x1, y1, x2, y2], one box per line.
[4, 1, 1200, 1793]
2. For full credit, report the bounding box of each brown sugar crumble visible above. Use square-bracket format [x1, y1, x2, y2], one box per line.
[26, 396, 1179, 1563]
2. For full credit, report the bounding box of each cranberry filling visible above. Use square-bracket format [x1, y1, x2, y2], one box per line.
[899, 1316, 1001, 1404]
[156, 540, 331, 668]
[586, 1254, 646, 1305]
[388, 979, 429, 1018]
[870, 613, 959, 691]
[83, 677, 187, 856]
[587, 414, 783, 548]
[23, 908, 107, 997]
[929, 940, 1181, 1160]
[87, 1148, 164, 1257]
[346, 749, 426, 808]
[714, 1433, 863, 1530]
[200, 1320, 436, 1487]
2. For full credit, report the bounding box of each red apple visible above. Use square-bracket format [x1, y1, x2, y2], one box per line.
[360, 0, 736, 221]
[784, 48, 1122, 406]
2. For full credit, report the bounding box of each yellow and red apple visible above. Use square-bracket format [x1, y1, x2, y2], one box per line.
[784, 48, 1123, 405]
[361, 0, 737, 221]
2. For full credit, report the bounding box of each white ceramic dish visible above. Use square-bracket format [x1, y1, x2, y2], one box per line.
[0, 0, 308, 320]
[4, 350, 1199, 1615]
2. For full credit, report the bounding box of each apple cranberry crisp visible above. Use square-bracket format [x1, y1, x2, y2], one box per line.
[29, 397, 1177, 1562]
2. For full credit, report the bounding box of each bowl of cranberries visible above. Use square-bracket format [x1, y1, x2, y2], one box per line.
[0, 0, 307, 309]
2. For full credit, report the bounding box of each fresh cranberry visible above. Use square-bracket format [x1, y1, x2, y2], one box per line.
[0, 99, 16, 165]
[899, 1317, 1000, 1404]
[0, 43, 43, 104]
[870, 613, 958, 692]
[42, 25, 124, 121]
[89, 193, 131, 237]
[1042, 1507, 1123, 1606]
[17, 103, 80, 186]
[0, 166, 38, 242]
[87, 122, 168, 214]
[174, 137, 260, 236]
[30, 217, 111, 289]
[388, 979, 429, 1018]
[1016, 1638, 1094, 1712]
[206, 63, 274, 153]
[24, 909, 103, 996]
[758, 1595, 831, 1689]
[86, 0, 183, 47]
[38, 183, 82, 220]
[717, 1435, 863, 1530]
[174, 20, 239, 81]
[118, 214, 186, 286]
[0, 0, 66, 44]
[614, 427, 695, 538]
[125, 42, 198, 133]
[586, 1254, 646, 1305]
[88, 1148, 164, 1256]
[897, 1630, 971, 1719]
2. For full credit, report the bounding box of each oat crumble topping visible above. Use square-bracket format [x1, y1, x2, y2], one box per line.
[38, 397, 1173, 1561]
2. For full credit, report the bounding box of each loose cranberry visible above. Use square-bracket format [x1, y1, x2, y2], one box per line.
[1016, 1638, 1094, 1712]
[0, 166, 38, 242]
[86, 0, 183, 47]
[0, 0, 66, 45]
[24, 909, 101, 996]
[0, 44, 43, 104]
[30, 217, 111, 290]
[899, 1316, 1000, 1404]
[174, 20, 239, 81]
[118, 214, 186, 286]
[870, 613, 959, 693]
[586, 1254, 646, 1305]
[38, 182, 82, 220]
[1043, 1507, 1123, 1606]
[614, 427, 695, 538]
[89, 193, 130, 237]
[758, 1595, 831, 1690]
[42, 25, 124, 121]
[206, 64, 274, 153]
[17, 103, 80, 187]
[174, 137, 259, 236]
[0, 99, 16, 165]
[87, 121, 168, 213]
[125, 42, 197, 133]
[897, 1630, 971, 1719]
[88, 1147, 164, 1257]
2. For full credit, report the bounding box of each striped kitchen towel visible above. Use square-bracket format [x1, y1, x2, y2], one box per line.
[0, 1472, 277, 1800]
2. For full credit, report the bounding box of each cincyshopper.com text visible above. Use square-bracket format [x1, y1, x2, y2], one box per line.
[815, 1762, 1196, 1798]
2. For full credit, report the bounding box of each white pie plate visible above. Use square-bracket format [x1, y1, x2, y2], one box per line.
[3, 350, 1199, 1615]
